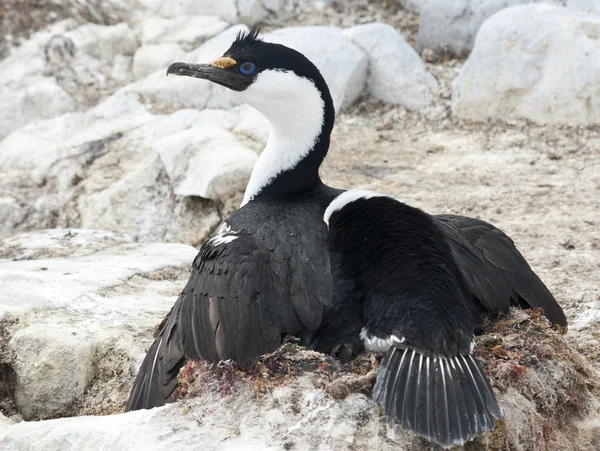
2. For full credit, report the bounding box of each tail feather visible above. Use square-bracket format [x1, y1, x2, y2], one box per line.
[373, 346, 503, 448]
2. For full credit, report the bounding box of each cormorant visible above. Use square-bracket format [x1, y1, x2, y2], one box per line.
[126, 28, 567, 447]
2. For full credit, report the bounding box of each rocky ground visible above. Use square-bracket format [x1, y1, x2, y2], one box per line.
[1, 0, 599, 449]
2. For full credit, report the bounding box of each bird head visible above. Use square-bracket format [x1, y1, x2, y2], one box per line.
[166, 27, 334, 129]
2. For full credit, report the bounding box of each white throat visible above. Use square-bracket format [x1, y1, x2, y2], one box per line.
[240, 69, 326, 206]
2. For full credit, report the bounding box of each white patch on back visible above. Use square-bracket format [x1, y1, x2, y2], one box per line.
[218, 222, 231, 233]
[239, 69, 326, 206]
[324, 190, 400, 226]
[360, 327, 405, 352]
[208, 233, 238, 246]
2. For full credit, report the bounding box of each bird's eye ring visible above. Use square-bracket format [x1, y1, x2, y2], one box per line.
[240, 62, 256, 75]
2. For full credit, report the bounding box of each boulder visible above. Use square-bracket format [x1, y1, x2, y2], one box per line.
[0, 78, 74, 141]
[238, 0, 286, 23]
[185, 24, 249, 63]
[417, 0, 600, 56]
[65, 22, 138, 63]
[397, 0, 428, 14]
[153, 125, 258, 201]
[134, 0, 283, 23]
[132, 43, 185, 79]
[138, 15, 228, 48]
[135, 0, 238, 21]
[10, 324, 98, 420]
[0, 198, 26, 239]
[452, 4, 600, 125]
[0, 98, 228, 244]
[344, 23, 438, 110]
[0, 229, 198, 419]
[122, 26, 249, 112]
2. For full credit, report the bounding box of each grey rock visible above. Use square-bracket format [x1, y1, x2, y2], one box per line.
[417, 0, 600, 56]
[397, 0, 428, 14]
[65, 22, 138, 63]
[132, 43, 185, 79]
[137, 15, 228, 48]
[344, 23, 438, 110]
[10, 324, 98, 420]
[0, 230, 198, 420]
[154, 124, 258, 201]
[452, 4, 600, 124]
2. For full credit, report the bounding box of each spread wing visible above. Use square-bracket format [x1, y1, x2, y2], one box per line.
[127, 224, 332, 411]
[434, 214, 567, 327]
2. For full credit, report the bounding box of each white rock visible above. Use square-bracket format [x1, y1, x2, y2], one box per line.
[0, 229, 132, 260]
[138, 15, 228, 48]
[65, 22, 137, 62]
[153, 125, 258, 200]
[0, 78, 74, 141]
[135, 0, 238, 21]
[344, 23, 438, 110]
[452, 4, 600, 125]
[233, 106, 271, 143]
[397, 0, 428, 14]
[186, 24, 249, 63]
[111, 54, 133, 82]
[1, 99, 223, 244]
[567, 0, 600, 12]
[0, 198, 26, 238]
[0, 96, 152, 178]
[264, 27, 367, 113]
[132, 43, 185, 79]
[0, 379, 385, 451]
[417, 0, 600, 56]
[0, 230, 199, 420]
[237, 0, 285, 23]
[10, 324, 98, 420]
[123, 26, 250, 112]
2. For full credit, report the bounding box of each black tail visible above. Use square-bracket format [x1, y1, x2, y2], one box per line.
[373, 345, 503, 448]
[126, 312, 187, 411]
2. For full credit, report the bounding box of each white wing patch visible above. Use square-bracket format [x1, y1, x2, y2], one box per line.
[324, 190, 403, 227]
[208, 231, 238, 246]
[360, 327, 405, 352]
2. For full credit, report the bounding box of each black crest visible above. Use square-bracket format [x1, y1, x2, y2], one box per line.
[235, 26, 262, 45]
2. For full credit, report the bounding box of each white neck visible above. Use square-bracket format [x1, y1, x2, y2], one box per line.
[240, 70, 326, 206]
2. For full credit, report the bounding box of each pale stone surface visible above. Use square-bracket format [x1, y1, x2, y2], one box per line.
[417, 0, 600, 56]
[65, 22, 138, 62]
[0, 377, 387, 451]
[138, 15, 228, 48]
[0, 230, 199, 420]
[135, 0, 238, 21]
[0, 78, 74, 141]
[0, 98, 222, 244]
[344, 23, 438, 110]
[0, 198, 26, 239]
[122, 26, 249, 112]
[185, 24, 249, 63]
[10, 324, 98, 420]
[132, 43, 185, 79]
[397, 0, 428, 14]
[153, 125, 258, 200]
[452, 4, 600, 125]
[264, 26, 368, 113]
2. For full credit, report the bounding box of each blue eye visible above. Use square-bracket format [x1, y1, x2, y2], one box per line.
[239, 62, 256, 75]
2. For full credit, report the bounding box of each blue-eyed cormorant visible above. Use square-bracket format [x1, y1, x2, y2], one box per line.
[126, 28, 567, 448]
